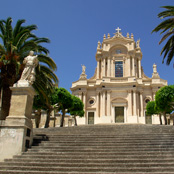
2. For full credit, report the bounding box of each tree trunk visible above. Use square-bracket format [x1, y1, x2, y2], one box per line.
[35, 109, 41, 128]
[159, 113, 162, 125]
[60, 110, 65, 127]
[74, 115, 77, 126]
[0, 63, 17, 120]
[0, 86, 12, 120]
[45, 109, 51, 128]
[163, 112, 167, 125]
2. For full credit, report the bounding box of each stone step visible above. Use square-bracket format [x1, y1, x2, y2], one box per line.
[28, 147, 174, 152]
[1, 166, 174, 172]
[4, 158, 174, 164]
[46, 137, 174, 141]
[22, 151, 174, 156]
[38, 142, 174, 147]
[1, 162, 174, 168]
[34, 133, 174, 136]
[12, 154, 174, 160]
[38, 140, 174, 145]
[0, 171, 174, 174]
[30, 145, 174, 150]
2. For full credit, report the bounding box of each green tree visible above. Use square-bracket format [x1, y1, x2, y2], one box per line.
[0, 17, 57, 120]
[146, 101, 162, 125]
[53, 88, 73, 127]
[69, 95, 84, 126]
[155, 85, 174, 125]
[152, 6, 174, 65]
[33, 85, 59, 128]
[33, 94, 46, 128]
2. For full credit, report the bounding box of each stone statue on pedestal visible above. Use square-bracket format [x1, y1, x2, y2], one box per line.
[14, 51, 38, 87]
[152, 63, 160, 78]
[79, 64, 87, 80]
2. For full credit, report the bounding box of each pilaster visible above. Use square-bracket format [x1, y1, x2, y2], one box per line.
[102, 90, 106, 116]
[97, 60, 100, 79]
[138, 60, 142, 78]
[133, 90, 137, 116]
[132, 58, 135, 76]
[96, 91, 100, 117]
[107, 58, 111, 77]
[140, 91, 144, 117]
[128, 90, 132, 116]
[107, 90, 111, 116]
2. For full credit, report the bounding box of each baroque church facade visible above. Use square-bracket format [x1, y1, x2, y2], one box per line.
[71, 28, 167, 125]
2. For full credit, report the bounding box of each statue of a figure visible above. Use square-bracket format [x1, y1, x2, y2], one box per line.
[136, 39, 140, 48]
[19, 51, 38, 85]
[153, 63, 157, 73]
[81, 64, 86, 74]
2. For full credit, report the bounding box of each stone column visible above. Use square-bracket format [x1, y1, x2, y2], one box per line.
[132, 58, 135, 76]
[138, 60, 142, 78]
[133, 90, 137, 116]
[102, 90, 106, 116]
[128, 57, 131, 76]
[83, 92, 86, 111]
[107, 90, 111, 116]
[140, 91, 144, 116]
[107, 58, 111, 77]
[128, 90, 132, 116]
[96, 92, 100, 117]
[112, 58, 115, 77]
[137, 92, 139, 116]
[111, 58, 113, 77]
[152, 90, 156, 101]
[97, 60, 100, 79]
[83, 92, 87, 123]
[78, 92, 82, 100]
[103, 58, 106, 77]
[100, 91, 103, 116]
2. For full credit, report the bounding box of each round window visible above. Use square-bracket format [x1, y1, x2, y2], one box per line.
[89, 99, 95, 105]
[145, 99, 150, 104]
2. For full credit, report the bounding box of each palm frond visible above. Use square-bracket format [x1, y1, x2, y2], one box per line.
[13, 19, 26, 38]
[40, 65, 59, 84]
[152, 18, 174, 34]
[38, 54, 57, 70]
[160, 35, 174, 63]
[159, 30, 174, 44]
[166, 41, 174, 65]
[158, 6, 174, 18]
[35, 45, 50, 54]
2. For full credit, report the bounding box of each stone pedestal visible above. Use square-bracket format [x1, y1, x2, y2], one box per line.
[0, 86, 35, 162]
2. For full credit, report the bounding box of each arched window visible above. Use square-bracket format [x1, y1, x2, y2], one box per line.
[115, 61, 123, 77]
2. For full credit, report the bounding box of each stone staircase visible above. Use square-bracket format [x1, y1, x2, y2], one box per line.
[1, 124, 174, 173]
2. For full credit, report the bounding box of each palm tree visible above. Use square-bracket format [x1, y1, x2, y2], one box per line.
[0, 17, 58, 120]
[152, 6, 174, 65]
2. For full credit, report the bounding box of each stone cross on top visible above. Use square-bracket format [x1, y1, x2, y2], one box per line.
[116, 27, 121, 33]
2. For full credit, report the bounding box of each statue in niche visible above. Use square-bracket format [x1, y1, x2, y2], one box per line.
[17, 51, 38, 86]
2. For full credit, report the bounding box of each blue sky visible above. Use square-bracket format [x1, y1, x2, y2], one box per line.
[0, 0, 174, 91]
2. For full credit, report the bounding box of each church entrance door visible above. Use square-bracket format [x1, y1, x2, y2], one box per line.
[115, 107, 124, 123]
[88, 112, 94, 124]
